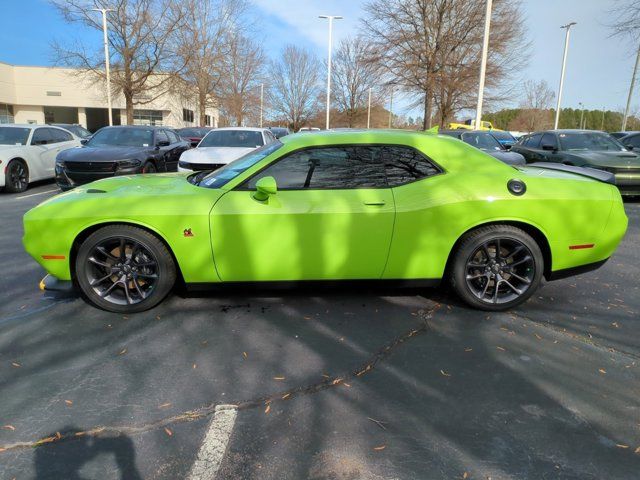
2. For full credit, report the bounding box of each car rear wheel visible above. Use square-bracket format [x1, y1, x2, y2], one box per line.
[450, 225, 543, 311]
[5, 159, 29, 193]
[75, 225, 176, 313]
[142, 161, 157, 174]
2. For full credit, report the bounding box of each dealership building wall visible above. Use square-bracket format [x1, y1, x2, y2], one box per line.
[0, 61, 218, 131]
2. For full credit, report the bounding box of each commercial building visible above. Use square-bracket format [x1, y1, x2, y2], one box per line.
[0, 61, 218, 131]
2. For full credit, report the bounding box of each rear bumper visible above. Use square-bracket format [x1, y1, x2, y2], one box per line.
[547, 258, 609, 281]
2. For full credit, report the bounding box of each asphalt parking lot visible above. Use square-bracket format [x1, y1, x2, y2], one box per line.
[1, 182, 639, 480]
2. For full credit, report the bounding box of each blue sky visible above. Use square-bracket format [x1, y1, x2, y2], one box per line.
[0, 0, 635, 117]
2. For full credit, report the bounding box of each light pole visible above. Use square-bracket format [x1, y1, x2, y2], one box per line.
[554, 22, 577, 130]
[367, 87, 372, 129]
[92, 8, 114, 126]
[579, 102, 584, 129]
[388, 87, 394, 128]
[601, 107, 605, 130]
[319, 15, 342, 130]
[474, 0, 493, 130]
[259, 83, 264, 128]
[622, 42, 640, 131]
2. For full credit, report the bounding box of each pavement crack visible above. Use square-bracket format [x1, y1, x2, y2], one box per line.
[0, 304, 439, 455]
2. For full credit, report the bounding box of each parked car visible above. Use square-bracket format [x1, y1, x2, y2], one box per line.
[55, 125, 189, 190]
[511, 129, 640, 196]
[488, 130, 518, 148]
[24, 130, 627, 313]
[440, 130, 525, 165]
[448, 119, 502, 131]
[51, 123, 92, 139]
[617, 131, 640, 151]
[268, 126, 292, 139]
[0, 124, 81, 193]
[298, 127, 321, 132]
[178, 127, 277, 172]
[176, 127, 214, 147]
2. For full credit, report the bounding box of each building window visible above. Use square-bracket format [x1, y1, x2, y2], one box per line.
[205, 115, 212, 126]
[133, 109, 163, 126]
[182, 108, 194, 123]
[0, 104, 14, 124]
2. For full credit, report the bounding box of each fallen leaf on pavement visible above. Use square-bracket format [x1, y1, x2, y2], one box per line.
[192, 364, 197, 369]
[64, 400, 73, 406]
[264, 404, 271, 414]
[2, 425, 15, 431]
[616, 444, 628, 448]
[464, 348, 473, 352]
[440, 370, 451, 377]
[599, 368, 606, 374]
[634, 446, 640, 454]
[11, 362, 21, 368]
[534, 334, 542, 340]
[463, 473, 469, 479]
[343, 382, 351, 387]
[242, 351, 247, 359]
[164, 427, 173, 436]
[158, 403, 172, 409]
[118, 348, 127, 355]
[281, 393, 291, 400]
[273, 376, 285, 380]
[496, 346, 506, 351]
[373, 445, 386, 451]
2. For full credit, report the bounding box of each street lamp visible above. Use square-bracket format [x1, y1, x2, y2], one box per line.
[388, 87, 394, 128]
[259, 83, 264, 128]
[554, 22, 577, 130]
[474, 0, 492, 130]
[92, 8, 115, 126]
[319, 15, 342, 130]
[367, 87, 372, 129]
[579, 102, 584, 129]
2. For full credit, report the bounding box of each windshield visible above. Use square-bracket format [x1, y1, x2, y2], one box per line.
[462, 132, 503, 151]
[178, 128, 210, 137]
[0, 127, 30, 145]
[558, 132, 627, 151]
[490, 131, 515, 141]
[87, 127, 154, 147]
[198, 142, 282, 189]
[200, 130, 263, 148]
[67, 125, 92, 138]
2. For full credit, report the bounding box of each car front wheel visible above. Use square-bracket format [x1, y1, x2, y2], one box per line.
[450, 225, 544, 311]
[75, 225, 176, 313]
[5, 159, 29, 193]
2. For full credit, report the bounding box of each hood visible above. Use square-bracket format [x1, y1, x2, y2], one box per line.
[565, 150, 640, 168]
[58, 145, 152, 162]
[180, 146, 255, 164]
[486, 150, 526, 166]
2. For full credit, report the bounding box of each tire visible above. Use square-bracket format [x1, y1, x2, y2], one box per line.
[142, 161, 156, 174]
[75, 225, 176, 313]
[5, 159, 29, 193]
[449, 225, 544, 311]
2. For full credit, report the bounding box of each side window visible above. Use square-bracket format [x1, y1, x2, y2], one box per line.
[156, 130, 169, 145]
[31, 128, 55, 145]
[540, 133, 558, 149]
[525, 133, 543, 148]
[243, 146, 387, 190]
[265, 131, 276, 144]
[626, 134, 640, 148]
[166, 130, 180, 144]
[382, 146, 440, 187]
[51, 128, 73, 143]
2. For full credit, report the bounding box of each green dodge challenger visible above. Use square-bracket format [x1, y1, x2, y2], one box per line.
[23, 130, 628, 313]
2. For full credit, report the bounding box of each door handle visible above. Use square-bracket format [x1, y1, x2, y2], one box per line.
[363, 200, 386, 206]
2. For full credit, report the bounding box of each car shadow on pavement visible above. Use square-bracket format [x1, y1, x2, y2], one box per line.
[34, 426, 142, 480]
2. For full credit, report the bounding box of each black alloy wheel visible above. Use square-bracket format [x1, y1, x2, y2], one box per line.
[5, 160, 29, 193]
[76, 225, 176, 313]
[451, 225, 543, 311]
[142, 161, 157, 174]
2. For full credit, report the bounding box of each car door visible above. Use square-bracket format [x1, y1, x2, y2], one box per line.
[29, 128, 60, 181]
[153, 129, 173, 171]
[209, 145, 396, 281]
[538, 132, 562, 162]
[163, 129, 186, 171]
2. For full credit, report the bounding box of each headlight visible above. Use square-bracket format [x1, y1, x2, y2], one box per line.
[55, 158, 65, 166]
[116, 159, 141, 169]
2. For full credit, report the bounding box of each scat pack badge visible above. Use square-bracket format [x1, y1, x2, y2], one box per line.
[183, 228, 194, 237]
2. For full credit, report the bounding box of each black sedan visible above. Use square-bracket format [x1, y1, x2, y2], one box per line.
[510, 129, 640, 196]
[440, 130, 526, 165]
[55, 126, 189, 190]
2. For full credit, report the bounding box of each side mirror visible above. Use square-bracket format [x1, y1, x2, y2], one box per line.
[625, 144, 634, 151]
[156, 140, 171, 147]
[80, 138, 88, 145]
[504, 144, 512, 150]
[253, 176, 277, 201]
[541, 143, 556, 151]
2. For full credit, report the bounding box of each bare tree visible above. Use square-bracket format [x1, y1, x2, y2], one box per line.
[507, 80, 555, 131]
[607, 0, 640, 40]
[360, 0, 527, 129]
[219, 34, 265, 126]
[51, 0, 186, 124]
[331, 36, 382, 127]
[176, 0, 247, 127]
[267, 45, 321, 131]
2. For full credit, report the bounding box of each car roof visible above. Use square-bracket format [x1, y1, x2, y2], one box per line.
[214, 127, 269, 132]
[279, 129, 441, 148]
[0, 123, 39, 129]
[534, 129, 606, 135]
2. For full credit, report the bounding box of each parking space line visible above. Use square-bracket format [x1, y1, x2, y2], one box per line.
[187, 404, 238, 480]
[15, 189, 59, 200]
